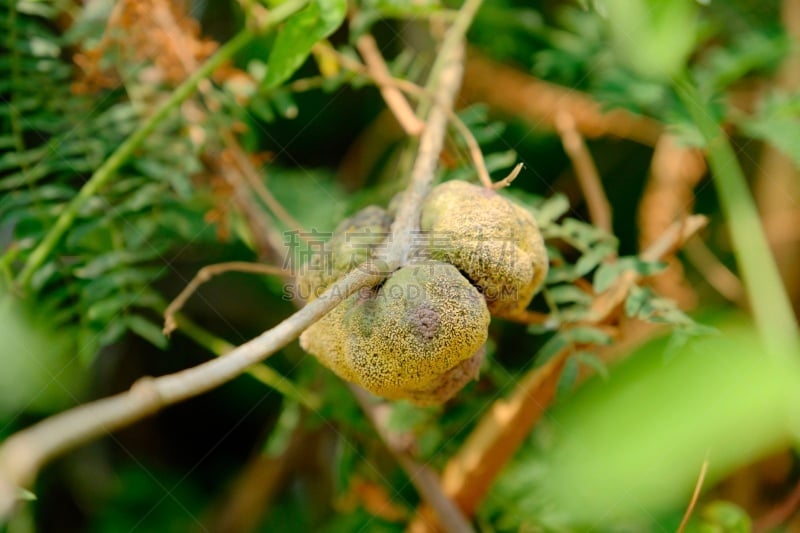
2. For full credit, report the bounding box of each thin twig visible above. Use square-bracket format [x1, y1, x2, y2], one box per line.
[500, 307, 551, 326]
[492, 162, 523, 189]
[222, 131, 307, 233]
[387, 45, 465, 265]
[556, 111, 612, 233]
[217, 155, 287, 258]
[318, 42, 493, 190]
[172, 313, 321, 410]
[356, 34, 425, 136]
[677, 454, 709, 533]
[0, 266, 381, 519]
[350, 386, 475, 533]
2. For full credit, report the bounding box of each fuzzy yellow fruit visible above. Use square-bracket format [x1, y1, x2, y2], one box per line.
[299, 262, 490, 405]
[420, 180, 548, 317]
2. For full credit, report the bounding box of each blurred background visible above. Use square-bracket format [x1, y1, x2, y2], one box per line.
[2, 0, 800, 531]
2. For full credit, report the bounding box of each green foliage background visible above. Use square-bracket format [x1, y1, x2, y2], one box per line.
[2, 0, 800, 531]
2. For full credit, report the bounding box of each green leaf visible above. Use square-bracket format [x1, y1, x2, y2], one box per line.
[565, 326, 612, 345]
[534, 332, 569, 367]
[547, 284, 593, 306]
[575, 351, 609, 379]
[593, 261, 624, 293]
[124, 315, 168, 349]
[556, 355, 579, 400]
[624, 285, 650, 318]
[535, 193, 570, 227]
[737, 90, 800, 170]
[386, 401, 434, 433]
[263, 401, 302, 457]
[263, 0, 347, 89]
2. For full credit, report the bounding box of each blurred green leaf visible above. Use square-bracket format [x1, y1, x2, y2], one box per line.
[606, 0, 697, 80]
[555, 355, 579, 400]
[263, 0, 347, 89]
[737, 90, 800, 170]
[124, 315, 168, 349]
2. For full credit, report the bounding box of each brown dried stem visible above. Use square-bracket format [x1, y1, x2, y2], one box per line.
[677, 455, 709, 533]
[318, 42, 493, 190]
[492, 162, 523, 190]
[222, 131, 306, 233]
[356, 34, 425, 137]
[556, 111, 612, 233]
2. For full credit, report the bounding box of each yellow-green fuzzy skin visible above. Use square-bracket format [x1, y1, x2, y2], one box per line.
[299, 262, 490, 405]
[420, 180, 548, 317]
[296, 206, 391, 302]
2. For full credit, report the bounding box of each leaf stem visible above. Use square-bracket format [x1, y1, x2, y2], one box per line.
[673, 73, 799, 358]
[15, 0, 310, 289]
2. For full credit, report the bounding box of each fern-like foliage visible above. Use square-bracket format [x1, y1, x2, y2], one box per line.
[1, 2, 219, 365]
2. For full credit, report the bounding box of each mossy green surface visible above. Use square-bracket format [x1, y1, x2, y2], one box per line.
[420, 180, 548, 317]
[299, 262, 490, 405]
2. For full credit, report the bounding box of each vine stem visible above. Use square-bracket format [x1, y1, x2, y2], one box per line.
[674, 73, 799, 359]
[14, 0, 310, 289]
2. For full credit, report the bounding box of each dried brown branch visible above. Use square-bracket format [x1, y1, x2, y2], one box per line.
[154, 3, 302, 254]
[356, 34, 425, 137]
[318, 42, 493, 190]
[589, 215, 708, 322]
[409, 347, 571, 533]
[222, 130, 307, 233]
[555, 111, 612, 233]
[501, 307, 550, 326]
[217, 153, 287, 259]
[638, 134, 706, 309]
[461, 50, 664, 146]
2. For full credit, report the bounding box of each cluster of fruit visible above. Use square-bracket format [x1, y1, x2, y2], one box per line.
[299, 180, 548, 404]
